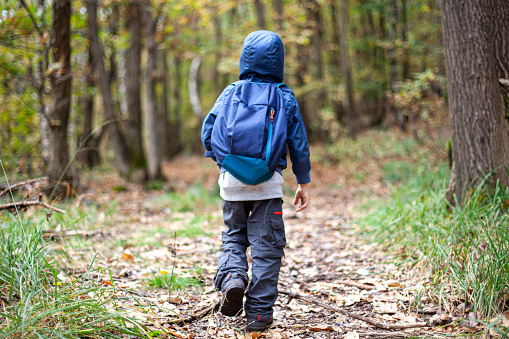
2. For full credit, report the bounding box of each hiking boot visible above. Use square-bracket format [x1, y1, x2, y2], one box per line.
[246, 316, 273, 332]
[220, 278, 245, 316]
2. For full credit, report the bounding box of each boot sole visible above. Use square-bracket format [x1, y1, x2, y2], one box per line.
[220, 285, 244, 317]
[246, 318, 273, 332]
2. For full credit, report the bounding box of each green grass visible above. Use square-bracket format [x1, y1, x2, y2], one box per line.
[145, 272, 201, 291]
[359, 159, 509, 324]
[145, 182, 220, 213]
[0, 212, 169, 338]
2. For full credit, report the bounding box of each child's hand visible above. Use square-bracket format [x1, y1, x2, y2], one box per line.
[294, 184, 309, 212]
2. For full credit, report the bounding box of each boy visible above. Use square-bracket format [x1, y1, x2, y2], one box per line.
[201, 30, 311, 332]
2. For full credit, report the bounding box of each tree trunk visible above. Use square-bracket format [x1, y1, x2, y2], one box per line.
[145, 4, 163, 180]
[189, 57, 205, 153]
[400, 0, 410, 80]
[441, 0, 509, 203]
[273, 0, 283, 31]
[340, 0, 357, 137]
[253, 0, 266, 30]
[125, 0, 146, 169]
[329, 0, 344, 122]
[77, 44, 100, 167]
[213, 14, 222, 95]
[390, 0, 405, 130]
[87, 0, 131, 176]
[159, 48, 173, 160]
[47, 0, 72, 197]
[170, 54, 183, 156]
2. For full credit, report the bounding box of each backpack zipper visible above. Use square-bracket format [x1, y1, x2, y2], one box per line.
[265, 107, 275, 165]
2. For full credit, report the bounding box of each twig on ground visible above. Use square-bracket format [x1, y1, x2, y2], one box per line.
[279, 290, 429, 330]
[303, 275, 377, 290]
[0, 177, 48, 198]
[171, 299, 220, 325]
[0, 194, 65, 214]
[43, 229, 108, 238]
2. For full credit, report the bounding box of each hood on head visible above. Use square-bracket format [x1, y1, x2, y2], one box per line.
[239, 30, 284, 83]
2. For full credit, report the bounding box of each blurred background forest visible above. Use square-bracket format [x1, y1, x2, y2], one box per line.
[0, 0, 446, 191]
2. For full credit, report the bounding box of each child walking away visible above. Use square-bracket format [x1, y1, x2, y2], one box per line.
[201, 30, 311, 332]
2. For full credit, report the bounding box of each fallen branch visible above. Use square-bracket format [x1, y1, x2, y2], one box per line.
[0, 177, 48, 198]
[303, 275, 376, 290]
[0, 195, 66, 214]
[279, 290, 429, 330]
[43, 229, 108, 239]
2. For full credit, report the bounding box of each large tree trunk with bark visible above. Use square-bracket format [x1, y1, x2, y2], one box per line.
[145, 5, 163, 180]
[47, 0, 72, 196]
[441, 0, 509, 203]
[87, 0, 131, 176]
[125, 0, 146, 169]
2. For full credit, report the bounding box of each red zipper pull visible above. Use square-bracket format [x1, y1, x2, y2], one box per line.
[270, 109, 275, 123]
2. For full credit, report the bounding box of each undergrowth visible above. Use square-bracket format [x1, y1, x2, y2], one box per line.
[0, 212, 171, 338]
[359, 155, 509, 323]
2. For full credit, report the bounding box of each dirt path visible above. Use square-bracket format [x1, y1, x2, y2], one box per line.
[63, 154, 440, 338]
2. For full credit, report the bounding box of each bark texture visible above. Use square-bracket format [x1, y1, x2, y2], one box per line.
[48, 0, 72, 196]
[441, 0, 509, 203]
[125, 0, 146, 168]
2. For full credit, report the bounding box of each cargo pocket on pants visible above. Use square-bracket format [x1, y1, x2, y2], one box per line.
[270, 218, 286, 248]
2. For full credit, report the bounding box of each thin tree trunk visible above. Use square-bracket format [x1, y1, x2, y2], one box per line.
[189, 57, 204, 153]
[330, 0, 344, 122]
[400, 0, 410, 80]
[390, 0, 404, 131]
[125, 0, 146, 169]
[145, 4, 163, 180]
[213, 14, 222, 95]
[37, 0, 49, 167]
[253, 0, 266, 30]
[171, 54, 183, 155]
[87, 0, 131, 176]
[159, 48, 173, 160]
[77, 44, 100, 167]
[273, 0, 283, 31]
[340, 0, 357, 137]
[441, 0, 509, 203]
[189, 57, 203, 119]
[47, 0, 72, 196]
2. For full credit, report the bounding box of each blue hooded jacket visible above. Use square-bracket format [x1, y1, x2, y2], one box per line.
[201, 30, 311, 184]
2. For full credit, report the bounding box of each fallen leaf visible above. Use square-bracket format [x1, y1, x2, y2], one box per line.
[309, 324, 334, 332]
[356, 268, 370, 276]
[373, 302, 398, 314]
[99, 280, 112, 286]
[121, 253, 135, 262]
[169, 297, 183, 304]
[344, 331, 359, 339]
[251, 333, 262, 339]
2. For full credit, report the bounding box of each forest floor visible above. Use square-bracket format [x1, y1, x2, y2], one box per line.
[42, 128, 463, 338]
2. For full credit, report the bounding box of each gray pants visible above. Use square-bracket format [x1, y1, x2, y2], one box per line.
[215, 198, 286, 320]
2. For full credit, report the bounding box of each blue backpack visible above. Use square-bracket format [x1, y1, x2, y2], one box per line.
[209, 80, 290, 185]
